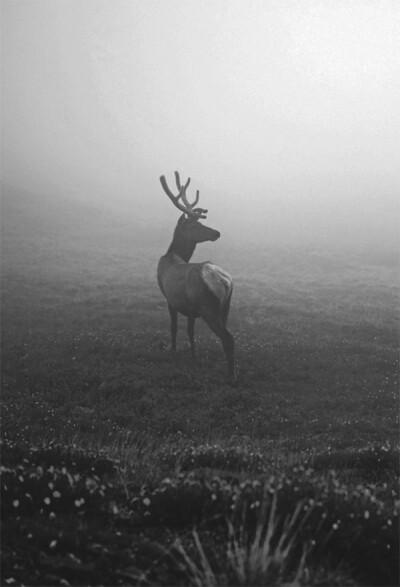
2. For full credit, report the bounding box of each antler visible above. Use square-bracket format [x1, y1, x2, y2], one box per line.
[160, 171, 208, 219]
[174, 171, 200, 209]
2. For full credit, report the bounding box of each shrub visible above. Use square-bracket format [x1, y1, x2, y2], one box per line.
[1, 440, 399, 586]
[177, 445, 267, 474]
[156, 443, 268, 476]
[1, 439, 122, 522]
[310, 444, 399, 482]
[1, 439, 117, 476]
[132, 467, 399, 586]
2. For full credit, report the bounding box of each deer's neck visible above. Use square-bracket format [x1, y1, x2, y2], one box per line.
[167, 237, 196, 263]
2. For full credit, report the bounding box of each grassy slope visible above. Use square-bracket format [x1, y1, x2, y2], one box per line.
[1, 185, 399, 585]
[2, 204, 398, 451]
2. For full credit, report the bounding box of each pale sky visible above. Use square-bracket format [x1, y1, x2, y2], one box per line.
[1, 0, 399, 245]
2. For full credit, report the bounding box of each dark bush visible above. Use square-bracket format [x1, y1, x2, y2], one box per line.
[132, 466, 399, 586]
[156, 443, 268, 475]
[1, 439, 123, 523]
[1, 441, 399, 586]
[1, 439, 117, 477]
[310, 444, 399, 482]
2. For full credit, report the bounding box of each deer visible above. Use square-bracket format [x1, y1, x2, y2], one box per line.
[157, 171, 236, 382]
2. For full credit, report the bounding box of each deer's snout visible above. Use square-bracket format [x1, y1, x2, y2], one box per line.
[211, 230, 221, 241]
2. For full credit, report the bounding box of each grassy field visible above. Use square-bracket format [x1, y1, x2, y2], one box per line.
[2, 243, 398, 450]
[1, 188, 399, 585]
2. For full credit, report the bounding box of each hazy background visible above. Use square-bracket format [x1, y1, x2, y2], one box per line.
[1, 0, 399, 251]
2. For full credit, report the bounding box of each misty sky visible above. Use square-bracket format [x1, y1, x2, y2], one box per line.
[1, 0, 399, 245]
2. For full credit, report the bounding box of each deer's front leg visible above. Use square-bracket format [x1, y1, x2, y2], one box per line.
[168, 304, 177, 352]
[187, 316, 195, 357]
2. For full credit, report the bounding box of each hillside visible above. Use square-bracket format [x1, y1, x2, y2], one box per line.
[1, 183, 399, 586]
[1, 184, 165, 281]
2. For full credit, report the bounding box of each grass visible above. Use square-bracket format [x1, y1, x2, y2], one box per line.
[1, 439, 398, 586]
[2, 251, 398, 450]
[1, 200, 399, 585]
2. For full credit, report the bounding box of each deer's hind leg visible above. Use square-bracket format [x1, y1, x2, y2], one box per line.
[201, 301, 236, 381]
[221, 291, 232, 327]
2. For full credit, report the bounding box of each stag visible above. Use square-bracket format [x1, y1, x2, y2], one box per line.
[157, 171, 236, 381]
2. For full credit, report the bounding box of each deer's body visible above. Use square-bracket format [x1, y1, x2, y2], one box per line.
[158, 172, 236, 380]
[158, 255, 232, 318]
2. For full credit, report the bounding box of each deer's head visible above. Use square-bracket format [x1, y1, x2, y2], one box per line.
[174, 214, 220, 244]
[160, 172, 220, 248]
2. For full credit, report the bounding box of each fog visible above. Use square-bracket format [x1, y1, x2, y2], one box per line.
[1, 0, 399, 251]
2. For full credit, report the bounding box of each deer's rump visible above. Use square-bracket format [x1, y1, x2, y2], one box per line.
[200, 263, 233, 305]
[160, 261, 233, 318]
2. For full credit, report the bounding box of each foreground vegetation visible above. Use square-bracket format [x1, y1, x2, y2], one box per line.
[1, 187, 399, 584]
[1, 439, 399, 586]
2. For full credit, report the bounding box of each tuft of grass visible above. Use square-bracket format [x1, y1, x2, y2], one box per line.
[141, 498, 357, 586]
[225, 492, 308, 586]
